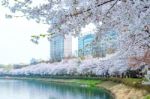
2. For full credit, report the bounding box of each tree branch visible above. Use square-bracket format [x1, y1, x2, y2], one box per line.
[105, 0, 119, 16]
[66, 0, 116, 17]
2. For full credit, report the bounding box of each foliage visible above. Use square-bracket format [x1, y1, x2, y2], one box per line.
[69, 79, 103, 87]
[144, 95, 150, 99]
[1, 0, 149, 69]
[0, 1, 150, 89]
[128, 50, 150, 67]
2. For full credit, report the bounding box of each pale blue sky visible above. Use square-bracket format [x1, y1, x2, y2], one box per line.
[0, 6, 50, 64]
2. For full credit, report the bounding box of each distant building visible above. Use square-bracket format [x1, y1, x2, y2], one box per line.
[30, 58, 39, 65]
[94, 31, 118, 57]
[78, 34, 95, 57]
[78, 31, 118, 58]
[103, 31, 118, 55]
[64, 34, 73, 58]
[50, 31, 118, 61]
[50, 34, 78, 62]
[50, 34, 64, 62]
[13, 63, 28, 69]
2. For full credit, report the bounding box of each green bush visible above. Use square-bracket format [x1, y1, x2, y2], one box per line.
[144, 95, 150, 99]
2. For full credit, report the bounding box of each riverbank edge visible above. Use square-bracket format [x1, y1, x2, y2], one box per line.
[0, 77, 149, 99]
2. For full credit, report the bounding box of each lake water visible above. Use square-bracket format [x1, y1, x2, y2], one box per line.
[0, 79, 113, 99]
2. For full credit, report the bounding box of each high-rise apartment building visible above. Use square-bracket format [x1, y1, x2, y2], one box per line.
[50, 34, 78, 62]
[78, 34, 95, 57]
[50, 34, 64, 62]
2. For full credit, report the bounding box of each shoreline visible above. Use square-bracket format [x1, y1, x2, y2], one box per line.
[0, 76, 150, 99]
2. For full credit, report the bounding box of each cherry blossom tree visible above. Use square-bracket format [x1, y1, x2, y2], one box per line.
[0, 0, 150, 76]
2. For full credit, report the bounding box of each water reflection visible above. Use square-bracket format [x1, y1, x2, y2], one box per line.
[0, 79, 113, 99]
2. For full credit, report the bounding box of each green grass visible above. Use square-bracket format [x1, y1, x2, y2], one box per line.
[9, 77, 103, 87]
[38, 79, 103, 87]
[1, 76, 150, 92]
[70, 79, 103, 87]
[144, 95, 150, 99]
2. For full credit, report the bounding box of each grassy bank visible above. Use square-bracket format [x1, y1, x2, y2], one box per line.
[107, 77, 150, 93]
[0, 76, 150, 99]
[1, 77, 103, 87]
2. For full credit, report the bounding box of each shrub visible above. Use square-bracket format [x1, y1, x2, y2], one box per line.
[144, 95, 150, 99]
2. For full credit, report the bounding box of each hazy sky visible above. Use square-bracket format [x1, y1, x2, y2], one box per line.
[0, 4, 96, 65]
[0, 6, 50, 64]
